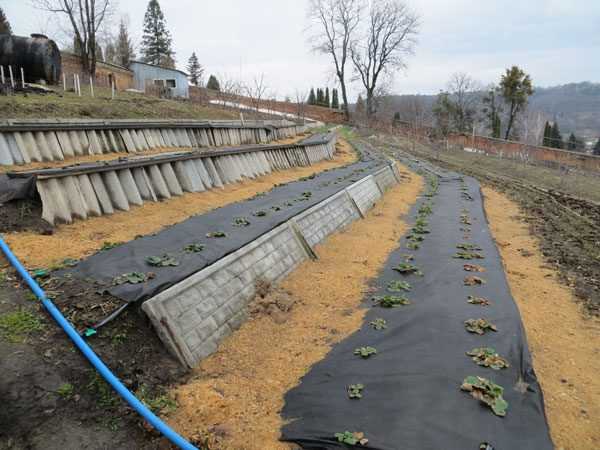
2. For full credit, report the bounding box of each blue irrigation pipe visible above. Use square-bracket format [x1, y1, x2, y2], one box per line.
[0, 235, 198, 450]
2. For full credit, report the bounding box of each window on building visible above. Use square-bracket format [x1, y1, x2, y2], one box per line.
[166, 79, 176, 88]
[153, 79, 166, 87]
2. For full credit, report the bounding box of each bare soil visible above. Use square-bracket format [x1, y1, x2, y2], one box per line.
[162, 165, 423, 449]
[483, 187, 600, 450]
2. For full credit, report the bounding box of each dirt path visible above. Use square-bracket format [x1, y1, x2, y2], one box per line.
[482, 187, 600, 450]
[3, 139, 356, 269]
[163, 165, 423, 449]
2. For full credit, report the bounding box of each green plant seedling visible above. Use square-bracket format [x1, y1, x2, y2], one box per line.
[334, 431, 368, 446]
[113, 272, 154, 285]
[464, 276, 486, 286]
[454, 251, 484, 260]
[418, 203, 433, 215]
[467, 347, 509, 370]
[393, 263, 423, 276]
[271, 205, 282, 212]
[407, 242, 421, 250]
[464, 318, 497, 335]
[369, 318, 387, 330]
[457, 243, 482, 251]
[354, 346, 377, 358]
[348, 383, 364, 399]
[101, 241, 123, 251]
[373, 295, 411, 308]
[461, 376, 509, 417]
[252, 210, 267, 217]
[387, 280, 411, 292]
[415, 217, 428, 227]
[62, 258, 79, 267]
[136, 384, 177, 415]
[146, 255, 179, 267]
[412, 224, 430, 234]
[56, 383, 74, 399]
[464, 264, 486, 273]
[468, 296, 491, 306]
[406, 234, 425, 242]
[232, 217, 251, 227]
[302, 191, 312, 199]
[460, 215, 472, 225]
[206, 231, 227, 238]
[184, 243, 205, 253]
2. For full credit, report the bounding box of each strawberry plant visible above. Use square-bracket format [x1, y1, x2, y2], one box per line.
[232, 217, 251, 227]
[464, 276, 486, 286]
[461, 376, 509, 417]
[454, 251, 484, 260]
[468, 296, 491, 306]
[113, 272, 154, 285]
[393, 263, 423, 276]
[465, 318, 497, 335]
[146, 255, 179, 267]
[252, 210, 267, 217]
[354, 346, 377, 358]
[369, 318, 387, 330]
[334, 431, 368, 446]
[373, 295, 411, 308]
[464, 264, 485, 272]
[184, 243, 205, 253]
[387, 280, 411, 292]
[407, 242, 421, 250]
[347, 384, 364, 399]
[206, 231, 227, 238]
[467, 347, 509, 370]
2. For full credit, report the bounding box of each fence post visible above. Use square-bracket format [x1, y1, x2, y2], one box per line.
[8, 65, 14, 88]
[62, 72, 66, 91]
[20, 67, 25, 89]
[0, 66, 4, 84]
[111, 79, 115, 99]
[90, 77, 94, 97]
[76, 74, 81, 96]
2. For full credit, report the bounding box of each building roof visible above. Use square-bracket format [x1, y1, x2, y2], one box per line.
[60, 51, 133, 73]
[129, 60, 189, 77]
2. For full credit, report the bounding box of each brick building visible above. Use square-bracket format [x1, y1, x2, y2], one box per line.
[60, 51, 134, 90]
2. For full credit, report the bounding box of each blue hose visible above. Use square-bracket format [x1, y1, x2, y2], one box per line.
[0, 236, 198, 450]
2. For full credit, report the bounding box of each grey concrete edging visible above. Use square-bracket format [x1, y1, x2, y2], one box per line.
[142, 163, 400, 368]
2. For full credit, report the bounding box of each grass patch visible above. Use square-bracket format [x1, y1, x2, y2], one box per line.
[136, 384, 177, 415]
[87, 372, 119, 408]
[0, 309, 44, 343]
[56, 383, 74, 399]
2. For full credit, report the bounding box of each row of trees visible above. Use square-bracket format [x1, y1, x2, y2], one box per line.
[542, 122, 586, 151]
[307, 87, 340, 109]
[432, 67, 534, 141]
[0, 7, 12, 34]
[308, 0, 419, 121]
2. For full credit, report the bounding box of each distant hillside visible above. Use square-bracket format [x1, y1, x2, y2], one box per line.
[379, 82, 600, 140]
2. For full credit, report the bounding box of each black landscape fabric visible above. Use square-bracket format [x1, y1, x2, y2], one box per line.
[64, 145, 387, 304]
[0, 174, 36, 203]
[280, 164, 553, 449]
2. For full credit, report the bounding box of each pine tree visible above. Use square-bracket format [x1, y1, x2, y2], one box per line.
[550, 122, 563, 149]
[116, 18, 136, 67]
[0, 7, 12, 34]
[481, 86, 502, 139]
[325, 87, 330, 108]
[206, 74, 220, 91]
[140, 0, 175, 68]
[316, 88, 323, 106]
[567, 133, 578, 151]
[392, 112, 401, 128]
[187, 52, 203, 86]
[593, 138, 600, 156]
[105, 42, 116, 64]
[308, 88, 316, 105]
[542, 121, 552, 147]
[331, 89, 339, 109]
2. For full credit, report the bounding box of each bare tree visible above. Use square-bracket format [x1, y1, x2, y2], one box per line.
[294, 89, 308, 124]
[33, 0, 115, 77]
[350, 0, 419, 119]
[307, 0, 362, 121]
[446, 72, 481, 133]
[214, 74, 243, 108]
[244, 73, 268, 116]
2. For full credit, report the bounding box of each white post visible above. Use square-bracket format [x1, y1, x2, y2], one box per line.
[62, 72, 66, 91]
[73, 74, 77, 94]
[76, 74, 81, 96]
[0, 66, 4, 84]
[240, 111, 245, 126]
[89, 77, 94, 97]
[20, 67, 25, 89]
[111, 79, 115, 99]
[8, 65, 14, 88]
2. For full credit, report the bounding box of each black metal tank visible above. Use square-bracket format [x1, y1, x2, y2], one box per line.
[0, 33, 61, 84]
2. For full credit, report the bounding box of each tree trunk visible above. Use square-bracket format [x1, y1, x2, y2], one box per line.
[505, 102, 516, 140]
[339, 75, 350, 122]
[366, 88, 375, 121]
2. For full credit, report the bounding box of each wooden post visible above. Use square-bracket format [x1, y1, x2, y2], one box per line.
[20, 67, 25, 89]
[62, 72, 66, 91]
[111, 79, 115, 99]
[76, 74, 81, 96]
[8, 65, 14, 88]
[90, 77, 94, 97]
[0, 66, 4, 84]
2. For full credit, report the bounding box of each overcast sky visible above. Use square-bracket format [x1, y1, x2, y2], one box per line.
[3, 0, 599, 99]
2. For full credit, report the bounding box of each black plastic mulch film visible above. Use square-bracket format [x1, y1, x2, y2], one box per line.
[63, 142, 387, 305]
[280, 159, 553, 449]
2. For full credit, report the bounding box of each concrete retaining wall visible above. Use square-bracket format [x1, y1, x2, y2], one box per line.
[142, 163, 399, 368]
[0, 119, 303, 166]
